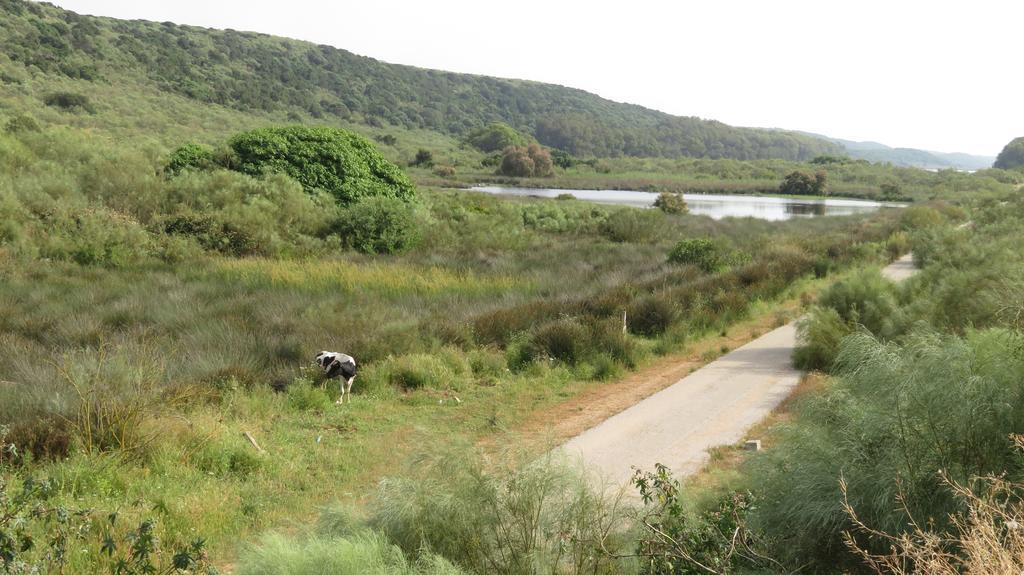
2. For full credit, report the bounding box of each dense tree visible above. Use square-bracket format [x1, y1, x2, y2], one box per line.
[0, 0, 844, 162]
[464, 122, 529, 153]
[225, 126, 416, 205]
[498, 144, 554, 177]
[994, 137, 1024, 170]
[780, 170, 828, 196]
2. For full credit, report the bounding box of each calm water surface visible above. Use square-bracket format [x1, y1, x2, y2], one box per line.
[470, 186, 901, 221]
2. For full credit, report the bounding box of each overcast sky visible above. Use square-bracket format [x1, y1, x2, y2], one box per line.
[51, 0, 1022, 156]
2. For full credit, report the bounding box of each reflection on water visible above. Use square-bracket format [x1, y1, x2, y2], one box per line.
[469, 186, 901, 221]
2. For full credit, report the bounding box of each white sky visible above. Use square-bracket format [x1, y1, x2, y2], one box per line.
[50, 0, 1023, 156]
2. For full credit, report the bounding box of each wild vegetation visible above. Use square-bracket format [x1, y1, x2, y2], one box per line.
[0, 107, 912, 570]
[0, 0, 842, 161]
[1, 2, 1021, 573]
[657, 193, 1024, 572]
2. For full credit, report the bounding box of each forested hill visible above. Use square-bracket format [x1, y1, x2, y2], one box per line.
[0, 0, 841, 161]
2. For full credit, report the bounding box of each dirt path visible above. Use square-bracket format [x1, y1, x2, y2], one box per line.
[556, 254, 916, 490]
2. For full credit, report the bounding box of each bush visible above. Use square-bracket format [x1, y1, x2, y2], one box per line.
[668, 238, 721, 272]
[4, 114, 40, 134]
[43, 91, 94, 113]
[653, 192, 688, 214]
[750, 329, 1024, 569]
[528, 318, 588, 365]
[384, 354, 456, 390]
[165, 143, 217, 176]
[779, 170, 827, 196]
[817, 268, 901, 338]
[370, 447, 625, 575]
[792, 307, 851, 371]
[237, 532, 464, 575]
[432, 165, 455, 178]
[411, 149, 433, 167]
[628, 296, 677, 337]
[497, 144, 553, 177]
[228, 126, 416, 205]
[599, 209, 657, 243]
[335, 196, 420, 254]
[464, 122, 529, 153]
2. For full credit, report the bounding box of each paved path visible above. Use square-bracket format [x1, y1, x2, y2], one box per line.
[559, 254, 916, 489]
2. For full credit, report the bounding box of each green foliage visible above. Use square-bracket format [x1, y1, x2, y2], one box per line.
[816, 268, 901, 338]
[237, 532, 465, 575]
[0, 467, 215, 574]
[370, 447, 625, 575]
[464, 122, 529, 153]
[779, 169, 828, 196]
[334, 196, 420, 254]
[792, 307, 851, 371]
[994, 136, 1024, 170]
[43, 91, 93, 113]
[599, 209, 658, 243]
[412, 149, 433, 167]
[165, 143, 217, 176]
[0, 0, 843, 161]
[632, 464, 766, 574]
[750, 329, 1024, 569]
[3, 114, 40, 134]
[227, 126, 415, 205]
[628, 297, 677, 337]
[653, 191, 688, 214]
[667, 238, 721, 272]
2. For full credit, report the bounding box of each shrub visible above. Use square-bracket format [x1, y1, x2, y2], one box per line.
[792, 307, 851, 371]
[628, 296, 677, 337]
[749, 329, 1024, 569]
[237, 531, 465, 575]
[899, 205, 944, 231]
[335, 196, 420, 254]
[653, 191, 688, 214]
[817, 268, 901, 338]
[385, 354, 455, 390]
[464, 122, 529, 153]
[4, 114, 41, 134]
[165, 143, 217, 176]
[411, 149, 433, 167]
[779, 170, 827, 196]
[528, 318, 589, 365]
[432, 164, 455, 178]
[497, 144, 553, 177]
[43, 91, 94, 112]
[668, 238, 721, 272]
[228, 126, 416, 205]
[599, 209, 657, 243]
[370, 447, 625, 575]
[287, 377, 333, 412]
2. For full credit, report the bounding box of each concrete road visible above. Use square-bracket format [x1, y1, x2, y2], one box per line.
[559, 254, 917, 489]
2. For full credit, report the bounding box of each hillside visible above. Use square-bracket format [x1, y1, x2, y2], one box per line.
[0, 0, 842, 161]
[803, 133, 994, 170]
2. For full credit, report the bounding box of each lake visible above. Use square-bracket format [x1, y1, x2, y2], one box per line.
[469, 186, 900, 221]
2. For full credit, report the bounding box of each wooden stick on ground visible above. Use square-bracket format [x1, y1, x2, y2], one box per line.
[242, 431, 265, 453]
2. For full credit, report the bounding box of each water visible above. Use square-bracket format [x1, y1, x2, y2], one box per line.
[469, 186, 900, 221]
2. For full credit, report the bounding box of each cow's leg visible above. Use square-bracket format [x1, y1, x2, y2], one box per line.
[336, 378, 345, 405]
[345, 376, 355, 403]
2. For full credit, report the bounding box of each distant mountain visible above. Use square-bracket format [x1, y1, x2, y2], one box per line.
[0, 0, 843, 161]
[799, 133, 994, 171]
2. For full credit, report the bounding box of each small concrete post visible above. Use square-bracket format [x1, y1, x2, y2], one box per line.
[744, 439, 761, 452]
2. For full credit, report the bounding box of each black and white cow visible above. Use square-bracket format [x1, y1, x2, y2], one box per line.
[314, 351, 358, 404]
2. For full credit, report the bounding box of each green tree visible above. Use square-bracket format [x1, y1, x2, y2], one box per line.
[994, 137, 1024, 170]
[411, 149, 434, 167]
[779, 170, 828, 196]
[227, 126, 415, 205]
[653, 192, 688, 215]
[165, 143, 217, 176]
[464, 122, 530, 153]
